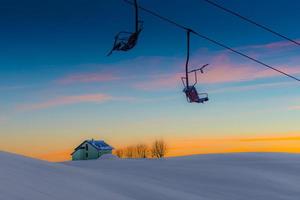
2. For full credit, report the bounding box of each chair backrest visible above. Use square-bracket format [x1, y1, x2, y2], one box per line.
[184, 86, 200, 102]
[127, 33, 138, 48]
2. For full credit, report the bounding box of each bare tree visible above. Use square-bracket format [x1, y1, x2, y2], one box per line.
[151, 139, 167, 158]
[136, 144, 148, 158]
[114, 149, 124, 158]
[116, 140, 167, 159]
[125, 146, 136, 158]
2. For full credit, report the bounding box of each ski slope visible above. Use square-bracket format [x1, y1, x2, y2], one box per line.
[1, 151, 300, 200]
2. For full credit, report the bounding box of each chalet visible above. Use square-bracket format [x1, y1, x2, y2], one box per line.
[71, 139, 113, 160]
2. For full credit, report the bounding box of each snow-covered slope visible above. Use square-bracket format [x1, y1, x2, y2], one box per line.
[1, 151, 300, 200]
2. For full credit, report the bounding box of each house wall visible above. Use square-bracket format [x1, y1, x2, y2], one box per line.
[72, 149, 84, 160]
[72, 141, 111, 160]
[87, 142, 99, 160]
[99, 150, 112, 157]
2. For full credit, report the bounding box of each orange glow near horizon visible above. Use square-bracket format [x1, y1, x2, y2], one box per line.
[2, 135, 300, 162]
[166, 136, 300, 157]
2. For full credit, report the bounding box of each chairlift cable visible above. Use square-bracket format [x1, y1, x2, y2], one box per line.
[201, 0, 300, 47]
[123, 0, 191, 31]
[122, 0, 300, 82]
[192, 31, 300, 82]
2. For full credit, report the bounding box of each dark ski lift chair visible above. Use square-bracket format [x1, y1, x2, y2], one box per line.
[182, 64, 209, 103]
[181, 30, 209, 103]
[107, 0, 143, 56]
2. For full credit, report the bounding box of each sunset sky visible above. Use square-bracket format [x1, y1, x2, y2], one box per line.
[1, 0, 300, 161]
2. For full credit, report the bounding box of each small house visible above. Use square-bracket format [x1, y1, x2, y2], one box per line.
[71, 139, 113, 160]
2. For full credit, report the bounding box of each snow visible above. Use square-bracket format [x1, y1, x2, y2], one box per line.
[1, 151, 300, 200]
[98, 153, 119, 160]
[88, 140, 113, 151]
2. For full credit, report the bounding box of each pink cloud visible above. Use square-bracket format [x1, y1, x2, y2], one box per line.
[17, 93, 112, 111]
[135, 73, 183, 90]
[57, 72, 119, 84]
[134, 65, 256, 90]
[240, 39, 300, 50]
[203, 64, 299, 84]
[203, 54, 300, 82]
[56, 56, 181, 85]
[210, 81, 296, 94]
[134, 53, 300, 90]
[288, 105, 300, 111]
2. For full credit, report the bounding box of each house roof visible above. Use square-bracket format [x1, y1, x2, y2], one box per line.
[88, 140, 113, 151]
[71, 139, 114, 155]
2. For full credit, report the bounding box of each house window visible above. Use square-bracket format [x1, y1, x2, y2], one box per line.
[85, 144, 88, 150]
[86, 152, 88, 158]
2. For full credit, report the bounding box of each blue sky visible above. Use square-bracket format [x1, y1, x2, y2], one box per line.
[1, 0, 300, 160]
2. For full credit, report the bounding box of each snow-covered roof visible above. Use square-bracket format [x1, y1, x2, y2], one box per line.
[87, 140, 113, 151]
[71, 139, 113, 155]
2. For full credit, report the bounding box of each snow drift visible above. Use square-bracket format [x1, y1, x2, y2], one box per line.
[1, 151, 300, 200]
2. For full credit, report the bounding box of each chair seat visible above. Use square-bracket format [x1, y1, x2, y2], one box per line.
[115, 32, 140, 51]
[183, 86, 208, 103]
[198, 97, 209, 103]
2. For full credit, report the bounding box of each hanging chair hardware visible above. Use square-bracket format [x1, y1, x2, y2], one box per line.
[107, 0, 143, 56]
[189, 64, 209, 74]
[181, 30, 209, 103]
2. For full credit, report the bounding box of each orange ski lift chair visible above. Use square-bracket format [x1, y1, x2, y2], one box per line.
[107, 0, 143, 56]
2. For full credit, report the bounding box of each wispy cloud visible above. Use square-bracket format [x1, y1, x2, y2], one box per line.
[288, 105, 300, 110]
[239, 136, 300, 142]
[17, 93, 112, 111]
[54, 42, 300, 91]
[243, 39, 300, 50]
[210, 81, 296, 94]
[134, 73, 183, 90]
[134, 53, 300, 90]
[197, 53, 300, 83]
[56, 56, 181, 85]
[57, 72, 119, 84]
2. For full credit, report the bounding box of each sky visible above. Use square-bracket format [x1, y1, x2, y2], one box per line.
[1, 0, 300, 161]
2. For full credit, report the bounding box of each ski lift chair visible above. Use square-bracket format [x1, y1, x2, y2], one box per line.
[181, 64, 209, 103]
[107, 22, 143, 56]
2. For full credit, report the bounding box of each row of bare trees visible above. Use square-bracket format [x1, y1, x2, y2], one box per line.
[114, 139, 167, 159]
